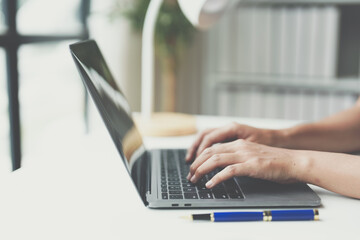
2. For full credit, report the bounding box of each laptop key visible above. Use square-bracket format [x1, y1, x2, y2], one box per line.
[212, 189, 227, 195]
[183, 183, 195, 188]
[161, 188, 167, 192]
[169, 186, 181, 191]
[213, 192, 228, 199]
[183, 187, 196, 193]
[212, 189, 228, 199]
[168, 181, 180, 186]
[170, 195, 184, 199]
[225, 186, 235, 193]
[196, 185, 208, 191]
[169, 191, 182, 195]
[168, 178, 179, 182]
[226, 187, 241, 195]
[212, 184, 224, 190]
[184, 193, 198, 199]
[198, 177, 208, 184]
[162, 193, 168, 199]
[229, 193, 244, 199]
[198, 189, 211, 194]
[198, 192, 213, 199]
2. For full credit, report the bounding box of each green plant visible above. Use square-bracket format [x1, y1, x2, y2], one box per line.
[111, 0, 195, 60]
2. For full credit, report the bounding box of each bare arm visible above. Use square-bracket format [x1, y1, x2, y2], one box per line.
[186, 98, 360, 162]
[276, 97, 360, 152]
[297, 150, 360, 198]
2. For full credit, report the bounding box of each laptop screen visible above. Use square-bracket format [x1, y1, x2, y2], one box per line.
[70, 40, 149, 204]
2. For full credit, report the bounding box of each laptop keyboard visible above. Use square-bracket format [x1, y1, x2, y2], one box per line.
[160, 150, 244, 200]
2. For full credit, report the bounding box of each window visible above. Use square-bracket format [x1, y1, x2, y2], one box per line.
[19, 41, 84, 160]
[0, 0, 90, 170]
[17, 0, 82, 35]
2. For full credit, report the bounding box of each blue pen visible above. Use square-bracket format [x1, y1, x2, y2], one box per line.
[185, 209, 319, 222]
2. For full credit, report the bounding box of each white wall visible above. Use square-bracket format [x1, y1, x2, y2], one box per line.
[199, 3, 360, 121]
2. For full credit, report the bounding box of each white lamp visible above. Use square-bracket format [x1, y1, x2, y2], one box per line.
[178, 0, 230, 30]
[138, 0, 229, 136]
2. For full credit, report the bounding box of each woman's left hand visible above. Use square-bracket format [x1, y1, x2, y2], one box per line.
[187, 139, 301, 188]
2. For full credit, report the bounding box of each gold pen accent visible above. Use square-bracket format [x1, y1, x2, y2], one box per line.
[313, 209, 319, 221]
[263, 211, 272, 222]
[210, 213, 215, 222]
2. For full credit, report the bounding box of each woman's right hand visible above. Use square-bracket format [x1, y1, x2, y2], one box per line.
[185, 122, 283, 162]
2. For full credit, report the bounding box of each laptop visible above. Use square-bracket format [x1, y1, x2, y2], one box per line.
[69, 40, 321, 208]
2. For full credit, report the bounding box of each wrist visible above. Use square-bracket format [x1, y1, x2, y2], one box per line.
[289, 150, 313, 183]
[266, 129, 289, 148]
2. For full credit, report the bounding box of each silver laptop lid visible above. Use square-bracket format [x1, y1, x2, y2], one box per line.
[70, 40, 149, 205]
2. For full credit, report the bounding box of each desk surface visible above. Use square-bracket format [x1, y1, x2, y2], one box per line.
[0, 116, 358, 240]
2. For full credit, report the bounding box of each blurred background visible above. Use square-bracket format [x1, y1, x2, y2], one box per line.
[1, 0, 360, 172]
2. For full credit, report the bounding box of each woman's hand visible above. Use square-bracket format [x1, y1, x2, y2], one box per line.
[185, 122, 282, 162]
[187, 139, 301, 188]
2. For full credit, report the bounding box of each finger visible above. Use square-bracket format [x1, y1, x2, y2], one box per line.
[188, 141, 236, 179]
[190, 153, 244, 183]
[187, 147, 214, 180]
[186, 128, 215, 162]
[206, 163, 249, 189]
[196, 125, 237, 158]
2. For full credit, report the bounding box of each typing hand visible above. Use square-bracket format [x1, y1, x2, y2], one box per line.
[185, 122, 279, 162]
[187, 139, 299, 188]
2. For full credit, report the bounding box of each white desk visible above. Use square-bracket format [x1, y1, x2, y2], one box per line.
[0, 116, 358, 240]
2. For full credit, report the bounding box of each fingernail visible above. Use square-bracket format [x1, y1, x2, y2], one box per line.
[190, 175, 197, 183]
[186, 173, 191, 180]
[206, 180, 213, 188]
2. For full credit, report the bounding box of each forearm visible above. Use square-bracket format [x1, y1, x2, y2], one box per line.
[274, 103, 360, 152]
[293, 150, 360, 199]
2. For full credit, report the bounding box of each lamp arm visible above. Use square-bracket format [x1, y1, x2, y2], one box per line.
[141, 0, 163, 119]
